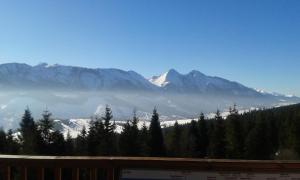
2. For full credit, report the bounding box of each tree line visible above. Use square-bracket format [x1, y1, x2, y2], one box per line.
[0, 103, 300, 160]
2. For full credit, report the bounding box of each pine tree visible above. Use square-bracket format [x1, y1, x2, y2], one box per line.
[37, 110, 54, 154]
[225, 106, 244, 159]
[76, 126, 88, 155]
[209, 110, 226, 158]
[19, 108, 38, 154]
[119, 120, 132, 155]
[119, 110, 141, 156]
[50, 130, 65, 155]
[39, 110, 54, 145]
[291, 114, 300, 156]
[139, 122, 149, 156]
[245, 112, 271, 160]
[87, 119, 99, 155]
[198, 113, 208, 158]
[6, 129, 19, 154]
[101, 105, 117, 155]
[65, 131, 74, 155]
[0, 128, 7, 153]
[265, 111, 279, 157]
[130, 111, 141, 155]
[187, 120, 201, 157]
[169, 121, 182, 157]
[148, 108, 166, 157]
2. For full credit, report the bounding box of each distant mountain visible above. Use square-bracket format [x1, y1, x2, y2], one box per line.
[0, 63, 291, 97]
[0, 63, 157, 91]
[0, 63, 299, 129]
[149, 69, 260, 96]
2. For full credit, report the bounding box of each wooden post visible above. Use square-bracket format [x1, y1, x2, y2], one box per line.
[114, 168, 120, 180]
[3, 166, 11, 180]
[54, 168, 61, 180]
[107, 168, 114, 180]
[90, 168, 97, 180]
[20, 167, 27, 180]
[36, 167, 44, 180]
[72, 168, 80, 180]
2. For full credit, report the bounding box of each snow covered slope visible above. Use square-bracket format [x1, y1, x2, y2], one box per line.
[54, 118, 195, 138]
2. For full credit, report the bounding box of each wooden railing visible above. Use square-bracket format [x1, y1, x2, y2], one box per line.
[1, 155, 300, 180]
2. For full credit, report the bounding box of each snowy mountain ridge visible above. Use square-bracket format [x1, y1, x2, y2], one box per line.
[0, 62, 294, 98]
[150, 69, 278, 97]
[0, 63, 157, 91]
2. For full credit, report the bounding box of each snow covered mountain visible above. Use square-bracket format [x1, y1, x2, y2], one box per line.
[0, 63, 298, 130]
[150, 69, 260, 96]
[0, 63, 157, 91]
[0, 63, 294, 98]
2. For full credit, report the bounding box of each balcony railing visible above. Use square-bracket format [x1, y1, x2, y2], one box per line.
[1, 155, 300, 180]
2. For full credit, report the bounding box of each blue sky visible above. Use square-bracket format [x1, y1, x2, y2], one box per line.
[0, 0, 299, 95]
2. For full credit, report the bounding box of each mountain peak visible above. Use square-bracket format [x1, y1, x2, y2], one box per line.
[167, 68, 180, 75]
[149, 69, 182, 87]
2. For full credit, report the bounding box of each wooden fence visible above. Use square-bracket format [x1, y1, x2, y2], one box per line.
[1, 155, 300, 180]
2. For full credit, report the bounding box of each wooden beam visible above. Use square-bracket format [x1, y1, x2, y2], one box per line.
[90, 168, 97, 180]
[3, 166, 11, 180]
[72, 168, 80, 180]
[2, 155, 300, 173]
[20, 167, 27, 180]
[107, 168, 114, 180]
[36, 167, 44, 180]
[54, 168, 61, 180]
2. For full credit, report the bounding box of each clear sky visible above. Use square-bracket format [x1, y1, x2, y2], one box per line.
[0, 0, 299, 95]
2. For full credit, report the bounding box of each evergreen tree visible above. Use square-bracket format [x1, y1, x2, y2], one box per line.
[65, 131, 74, 155]
[19, 108, 38, 154]
[265, 111, 279, 157]
[119, 110, 141, 156]
[87, 119, 99, 155]
[198, 113, 208, 158]
[37, 110, 54, 154]
[95, 118, 105, 154]
[291, 114, 300, 156]
[75, 126, 88, 155]
[209, 110, 226, 158]
[87, 115, 108, 155]
[187, 120, 201, 157]
[50, 130, 65, 155]
[245, 113, 271, 160]
[119, 120, 132, 155]
[101, 105, 117, 155]
[0, 128, 7, 153]
[148, 108, 166, 157]
[169, 121, 182, 157]
[6, 129, 19, 154]
[39, 110, 54, 145]
[225, 106, 244, 159]
[139, 122, 149, 156]
[130, 111, 141, 155]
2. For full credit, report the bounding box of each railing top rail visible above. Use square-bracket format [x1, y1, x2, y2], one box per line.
[0, 155, 299, 163]
[0, 155, 300, 172]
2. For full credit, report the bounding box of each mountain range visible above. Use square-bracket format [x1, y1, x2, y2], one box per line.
[0, 62, 298, 129]
[0, 63, 269, 96]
